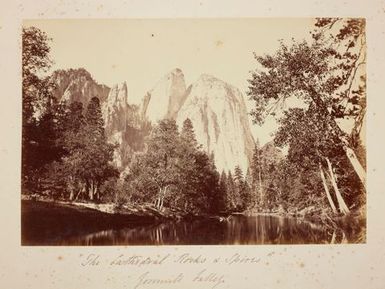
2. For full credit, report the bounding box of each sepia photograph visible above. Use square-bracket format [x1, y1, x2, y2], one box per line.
[21, 18, 366, 246]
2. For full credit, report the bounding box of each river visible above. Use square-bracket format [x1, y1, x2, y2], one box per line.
[21, 201, 364, 245]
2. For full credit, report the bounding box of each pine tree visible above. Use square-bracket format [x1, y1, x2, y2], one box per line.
[234, 165, 249, 210]
[218, 171, 229, 212]
[180, 118, 199, 149]
[245, 168, 253, 187]
[204, 152, 221, 214]
[178, 118, 201, 211]
[250, 142, 261, 187]
[85, 97, 105, 140]
[52, 97, 117, 201]
[226, 171, 236, 211]
[83, 97, 118, 200]
[250, 143, 265, 208]
[234, 166, 244, 184]
[129, 119, 181, 210]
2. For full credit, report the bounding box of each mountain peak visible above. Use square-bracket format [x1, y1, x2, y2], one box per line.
[109, 81, 128, 104]
[198, 73, 221, 83]
[52, 68, 93, 82]
[51, 68, 256, 173]
[170, 68, 183, 75]
[176, 74, 255, 173]
[50, 67, 110, 105]
[142, 68, 187, 122]
[114, 81, 128, 94]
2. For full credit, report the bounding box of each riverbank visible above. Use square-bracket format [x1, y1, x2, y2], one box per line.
[21, 194, 225, 223]
[21, 195, 188, 220]
[21, 199, 159, 244]
[21, 200, 238, 245]
[22, 195, 366, 231]
[21, 199, 366, 245]
[244, 205, 366, 242]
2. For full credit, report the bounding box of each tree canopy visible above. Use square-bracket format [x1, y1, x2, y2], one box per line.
[247, 18, 366, 187]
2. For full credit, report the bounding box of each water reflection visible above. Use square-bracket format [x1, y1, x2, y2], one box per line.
[53, 215, 359, 246]
[21, 200, 364, 245]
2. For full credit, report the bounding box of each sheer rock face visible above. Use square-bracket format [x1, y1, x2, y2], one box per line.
[52, 68, 256, 173]
[175, 74, 255, 173]
[141, 68, 187, 122]
[51, 68, 110, 105]
[101, 82, 131, 168]
[101, 82, 146, 168]
[102, 82, 129, 137]
[140, 70, 255, 173]
[51, 69, 139, 168]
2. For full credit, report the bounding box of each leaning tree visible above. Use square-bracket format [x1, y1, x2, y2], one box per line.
[247, 18, 366, 187]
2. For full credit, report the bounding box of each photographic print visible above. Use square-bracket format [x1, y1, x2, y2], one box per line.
[21, 18, 366, 245]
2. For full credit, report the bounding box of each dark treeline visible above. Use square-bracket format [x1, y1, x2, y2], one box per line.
[22, 27, 119, 203]
[121, 118, 254, 214]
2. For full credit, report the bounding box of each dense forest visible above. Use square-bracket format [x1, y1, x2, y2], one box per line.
[22, 18, 366, 222]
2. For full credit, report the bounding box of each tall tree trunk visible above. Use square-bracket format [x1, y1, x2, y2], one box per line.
[159, 186, 169, 211]
[69, 188, 74, 201]
[155, 187, 162, 209]
[258, 171, 263, 206]
[89, 181, 94, 201]
[94, 184, 98, 201]
[85, 180, 89, 200]
[309, 89, 366, 187]
[343, 145, 366, 187]
[160, 198, 163, 211]
[330, 230, 336, 244]
[68, 176, 75, 201]
[159, 187, 165, 211]
[325, 158, 350, 215]
[75, 184, 85, 201]
[319, 163, 337, 213]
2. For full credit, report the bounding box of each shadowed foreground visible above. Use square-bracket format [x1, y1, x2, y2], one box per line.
[21, 201, 364, 245]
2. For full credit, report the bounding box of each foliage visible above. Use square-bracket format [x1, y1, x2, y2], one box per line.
[22, 26, 54, 122]
[22, 27, 58, 192]
[247, 18, 366, 151]
[273, 105, 364, 211]
[247, 18, 366, 214]
[124, 119, 224, 214]
[53, 97, 118, 200]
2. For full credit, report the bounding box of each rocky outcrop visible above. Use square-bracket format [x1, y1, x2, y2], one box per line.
[141, 68, 187, 123]
[51, 69, 145, 169]
[51, 68, 256, 173]
[51, 68, 110, 105]
[102, 82, 130, 168]
[175, 74, 255, 173]
[102, 82, 146, 168]
[102, 82, 129, 136]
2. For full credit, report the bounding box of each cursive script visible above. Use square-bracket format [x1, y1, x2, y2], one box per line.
[134, 272, 184, 289]
[110, 254, 170, 267]
[193, 269, 225, 289]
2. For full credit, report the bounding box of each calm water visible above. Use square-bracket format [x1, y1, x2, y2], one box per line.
[21, 201, 363, 245]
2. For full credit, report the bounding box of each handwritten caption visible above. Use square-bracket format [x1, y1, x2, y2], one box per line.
[80, 252, 265, 288]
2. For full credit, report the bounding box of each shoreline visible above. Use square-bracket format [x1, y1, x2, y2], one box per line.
[21, 195, 365, 230]
[21, 195, 221, 222]
[21, 198, 366, 245]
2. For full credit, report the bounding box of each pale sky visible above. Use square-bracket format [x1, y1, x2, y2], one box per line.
[24, 18, 315, 145]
